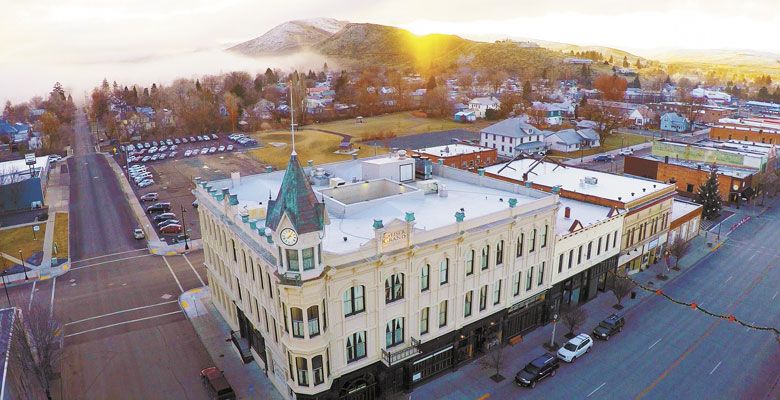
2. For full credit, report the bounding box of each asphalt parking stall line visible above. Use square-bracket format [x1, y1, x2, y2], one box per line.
[71, 253, 153, 271]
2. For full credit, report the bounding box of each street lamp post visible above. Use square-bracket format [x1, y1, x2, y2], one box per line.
[18, 250, 28, 280]
[180, 205, 189, 251]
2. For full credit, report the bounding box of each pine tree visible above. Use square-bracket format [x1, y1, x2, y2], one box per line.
[696, 167, 722, 220]
[622, 56, 629, 68]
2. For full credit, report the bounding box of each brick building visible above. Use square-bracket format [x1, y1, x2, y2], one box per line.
[668, 199, 702, 245]
[412, 144, 497, 171]
[624, 155, 756, 203]
[710, 118, 780, 144]
[648, 102, 735, 125]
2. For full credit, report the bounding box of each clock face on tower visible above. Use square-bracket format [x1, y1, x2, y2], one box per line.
[280, 228, 298, 246]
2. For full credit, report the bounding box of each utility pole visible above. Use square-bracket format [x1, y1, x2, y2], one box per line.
[180, 205, 189, 251]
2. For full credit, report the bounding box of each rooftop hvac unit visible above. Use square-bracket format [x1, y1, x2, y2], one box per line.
[417, 179, 439, 194]
[581, 176, 598, 185]
[329, 177, 346, 188]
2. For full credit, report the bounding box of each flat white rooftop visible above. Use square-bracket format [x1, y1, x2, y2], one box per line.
[485, 159, 671, 204]
[212, 157, 552, 254]
[415, 144, 492, 158]
[555, 197, 616, 236]
[671, 199, 702, 221]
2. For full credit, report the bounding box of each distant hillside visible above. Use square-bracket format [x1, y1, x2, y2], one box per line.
[229, 18, 348, 55]
[643, 48, 780, 67]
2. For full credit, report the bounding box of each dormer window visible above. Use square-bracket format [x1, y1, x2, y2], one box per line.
[302, 248, 315, 271]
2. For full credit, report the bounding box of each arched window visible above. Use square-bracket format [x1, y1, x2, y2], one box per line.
[465, 250, 475, 276]
[290, 307, 304, 338]
[385, 273, 404, 303]
[439, 259, 449, 285]
[307, 305, 320, 337]
[295, 357, 309, 386]
[343, 286, 365, 317]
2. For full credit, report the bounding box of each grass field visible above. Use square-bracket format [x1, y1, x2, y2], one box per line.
[549, 133, 649, 159]
[248, 130, 387, 169]
[0, 223, 46, 270]
[53, 212, 69, 259]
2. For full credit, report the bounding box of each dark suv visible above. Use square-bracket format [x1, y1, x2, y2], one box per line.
[515, 353, 560, 388]
[592, 314, 625, 340]
[146, 202, 171, 214]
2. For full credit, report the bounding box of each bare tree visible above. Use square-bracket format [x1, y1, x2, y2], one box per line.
[560, 303, 588, 338]
[668, 237, 691, 270]
[611, 271, 635, 309]
[10, 302, 62, 400]
[478, 343, 505, 382]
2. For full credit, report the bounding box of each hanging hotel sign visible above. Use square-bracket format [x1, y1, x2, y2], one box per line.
[381, 229, 408, 246]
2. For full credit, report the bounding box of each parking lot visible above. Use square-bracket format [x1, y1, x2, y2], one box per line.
[119, 133, 267, 244]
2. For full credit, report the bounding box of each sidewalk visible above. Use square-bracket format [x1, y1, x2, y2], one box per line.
[179, 287, 285, 400]
[413, 211, 749, 399]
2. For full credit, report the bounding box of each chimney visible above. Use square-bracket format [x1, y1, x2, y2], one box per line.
[664, 155, 669, 164]
[564, 206, 571, 218]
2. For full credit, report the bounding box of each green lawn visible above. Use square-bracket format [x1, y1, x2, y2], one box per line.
[248, 130, 387, 169]
[53, 212, 69, 259]
[549, 133, 649, 158]
[297, 111, 489, 141]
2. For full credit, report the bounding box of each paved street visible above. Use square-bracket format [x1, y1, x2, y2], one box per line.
[1, 110, 220, 399]
[414, 203, 780, 399]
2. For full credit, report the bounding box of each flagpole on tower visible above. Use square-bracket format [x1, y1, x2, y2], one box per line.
[290, 79, 296, 156]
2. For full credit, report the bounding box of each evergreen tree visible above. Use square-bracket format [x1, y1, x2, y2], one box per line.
[622, 56, 629, 68]
[195, 79, 202, 91]
[665, 75, 672, 85]
[426, 75, 437, 90]
[608, 55, 614, 64]
[630, 75, 641, 89]
[696, 167, 722, 220]
[635, 58, 642, 69]
[522, 80, 532, 100]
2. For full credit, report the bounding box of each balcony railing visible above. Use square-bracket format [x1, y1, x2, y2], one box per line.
[381, 337, 421, 366]
[279, 272, 302, 287]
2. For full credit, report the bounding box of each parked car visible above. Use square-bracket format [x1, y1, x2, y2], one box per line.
[141, 156, 151, 162]
[159, 145, 168, 152]
[169, 151, 177, 158]
[181, 137, 189, 143]
[592, 314, 625, 340]
[158, 153, 167, 160]
[174, 138, 181, 144]
[153, 212, 177, 223]
[138, 179, 154, 188]
[226, 145, 234, 151]
[218, 145, 225, 152]
[200, 367, 236, 400]
[140, 193, 159, 202]
[151, 154, 160, 161]
[557, 333, 593, 362]
[184, 150, 192, 157]
[208, 147, 217, 154]
[515, 353, 559, 388]
[136, 143, 144, 150]
[211, 133, 218, 140]
[133, 228, 145, 240]
[174, 233, 190, 243]
[144, 142, 151, 148]
[190, 136, 197, 142]
[157, 219, 180, 228]
[618, 148, 634, 156]
[200, 148, 209, 155]
[166, 139, 173, 146]
[147, 203, 171, 214]
[593, 154, 615, 162]
[160, 224, 183, 234]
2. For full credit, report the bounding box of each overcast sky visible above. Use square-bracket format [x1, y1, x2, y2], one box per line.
[0, 0, 777, 103]
[2, 0, 778, 63]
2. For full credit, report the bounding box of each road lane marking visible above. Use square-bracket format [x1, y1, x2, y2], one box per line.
[772, 291, 778, 301]
[49, 277, 56, 318]
[162, 256, 184, 293]
[64, 310, 182, 338]
[182, 254, 206, 287]
[587, 382, 607, 397]
[64, 300, 179, 326]
[709, 361, 722, 375]
[648, 338, 662, 350]
[71, 254, 152, 270]
[28, 280, 37, 311]
[724, 275, 733, 284]
[71, 248, 147, 264]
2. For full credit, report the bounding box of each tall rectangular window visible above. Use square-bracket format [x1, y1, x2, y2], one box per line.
[307, 306, 320, 337]
[577, 246, 583, 264]
[421, 264, 430, 292]
[465, 250, 474, 276]
[479, 285, 488, 310]
[343, 286, 365, 317]
[526, 267, 533, 290]
[516, 233, 524, 257]
[312, 355, 324, 386]
[512, 272, 521, 296]
[346, 331, 367, 363]
[538, 262, 545, 286]
[598, 238, 603, 255]
[302, 247, 315, 270]
[296, 357, 309, 386]
[481, 246, 490, 270]
[541, 225, 548, 248]
[613, 230, 619, 248]
[438, 300, 448, 327]
[464, 291, 473, 317]
[605, 233, 610, 251]
[558, 253, 564, 273]
[291, 308, 304, 338]
[587, 242, 592, 260]
[286, 249, 299, 272]
[568, 249, 574, 269]
[529, 229, 537, 252]
[385, 318, 404, 348]
[496, 240, 504, 265]
[493, 279, 502, 305]
[439, 259, 449, 285]
[420, 307, 429, 335]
